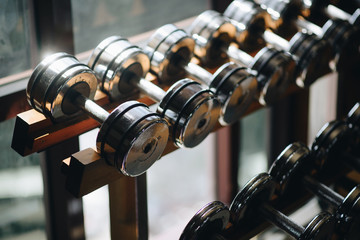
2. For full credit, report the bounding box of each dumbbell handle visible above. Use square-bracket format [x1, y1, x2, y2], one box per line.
[184, 62, 213, 86]
[259, 203, 305, 238]
[326, 5, 353, 21]
[132, 77, 166, 103]
[263, 31, 292, 52]
[73, 92, 109, 123]
[296, 19, 324, 37]
[302, 175, 344, 207]
[226, 45, 254, 67]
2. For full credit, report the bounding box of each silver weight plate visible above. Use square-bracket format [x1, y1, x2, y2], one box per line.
[27, 52, 97, 121]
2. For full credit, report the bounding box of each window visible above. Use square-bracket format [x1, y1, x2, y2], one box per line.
[0, 0, 32, 78]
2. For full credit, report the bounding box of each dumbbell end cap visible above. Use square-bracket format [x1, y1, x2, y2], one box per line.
[269, 142, 310, 195]
[97, 101, 169, 177]
[230, 173, 275, 226]
[290, 33, 333, 88]
[210, 63, 258, 125]
[120, 118, 169, 176]
[180, 201, 230, 240]
[301, 212, 335, 240]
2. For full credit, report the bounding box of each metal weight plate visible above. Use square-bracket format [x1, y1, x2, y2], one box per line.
[210, 62, 258, 125]
[96, 101, 169, 176]
[251, 47, 296, 105]
[89, 36, 149, 100]
[223, 0, 271, 51]
[322, 19, 360, 71]
[269, 142, 311, 196]
[336, 186, 360, 240]
[158, 79, 220, 148]
[27, 52, 97, 122]
[289, 32, 333, 87]
[188, 10, 236, 68]
[258, 0, 303, 38]
[311, 121, 352, 171]
[144, 24, 195, 83]
[180, 201, 230, 240]
[300, 212, 335, 240]
[230, 173, 276, 226]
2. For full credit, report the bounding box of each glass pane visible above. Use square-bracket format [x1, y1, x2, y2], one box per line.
[238, 109, 269, 187]
[0, 0, 31, 78]
[71, 0, 209, 53]
[0, 118, 46, 239]
[147, 134, 216, 239]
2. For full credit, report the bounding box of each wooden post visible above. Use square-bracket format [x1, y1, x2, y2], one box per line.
[109, 174, 148, 240]
[41, 137, 85, 240]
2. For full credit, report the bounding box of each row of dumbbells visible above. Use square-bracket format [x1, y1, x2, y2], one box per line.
[26, 0, 359, 178]
[180, 102, 360, 240]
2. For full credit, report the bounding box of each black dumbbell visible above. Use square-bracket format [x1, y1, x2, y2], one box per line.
[26, 53, 169, 176]
[230, 172, 335, 239]
[188, 10, 296, 105]
[269, 142, 360, 239]
[224, 0, 333, 88]
[180, 201, 230, 240]
[311, 102, 360, 172]
[311, 119, 360, 173]
[88, 36, 221, 148]
[144, 24, 258, 126]
[347, 102, 360, 154]
[257, 0, 360, 69]
[302, 0, 360, 27]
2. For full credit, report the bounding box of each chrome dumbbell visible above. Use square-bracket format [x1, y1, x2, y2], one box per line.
[144, 24, 258, 125]
[189, 10, 296, 105]
[230, 173, 335, 240]
[88, 36, 221, 148]
[224, 0, 333, 87]
[27, 53, 169, 176]
[257, 0, 360, 69]
[180, 201, 230, 240]
[269, 142, 360, 239]
[302, 0, 360, 26]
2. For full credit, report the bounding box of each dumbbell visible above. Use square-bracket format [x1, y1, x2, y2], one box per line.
[257, 0, 360, 69]
[269, 142, 360, 239]
[26, 53, 169, 176]
[188, 10, 296, 105]
[224, 0, 333, 87]
[144, 24, 258, 126]
[302, 0, 360, 26]
[311, 120, 360, 174]
[88, 36, 221, 148]
[230, 172, 335, 239]
[180, 201, 230, 240]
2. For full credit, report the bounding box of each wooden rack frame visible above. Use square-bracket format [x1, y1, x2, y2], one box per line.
[3, 1, 360, 239]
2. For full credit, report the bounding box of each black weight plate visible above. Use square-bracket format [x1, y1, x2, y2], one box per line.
[347, 102, 360, 128]
[158, 79, 220, 148]
[289, 32, 332, 87]
[269, 142, 310, 195]
[210, 62, 258, 125]
[311, 120, 351, 170]
[322, 19, 360, 70]
[336, 186, 360, 240]
[230, 173, 275, 226]
[300, 212, 335, 240]
[252, 47, 296, 105]
[180, 201, 230, 240]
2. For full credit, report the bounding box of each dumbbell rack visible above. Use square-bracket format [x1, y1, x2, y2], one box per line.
[7, 2, 360, 240]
